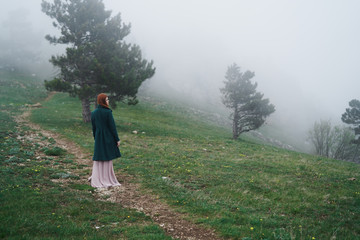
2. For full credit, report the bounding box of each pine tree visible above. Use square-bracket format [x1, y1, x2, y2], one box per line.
[342, 99, 360, 160]
[42, 0, 155, 122]
[220, 63, 275, 139]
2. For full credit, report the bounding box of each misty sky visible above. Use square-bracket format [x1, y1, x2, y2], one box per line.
[104, 0, 360, 125]
[1, 0, 360, 140]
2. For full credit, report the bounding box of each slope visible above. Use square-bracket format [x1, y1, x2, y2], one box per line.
[0, 70, 172, 239]
[29, 88, 360, 239]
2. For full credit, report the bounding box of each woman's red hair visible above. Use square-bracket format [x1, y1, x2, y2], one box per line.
[97, 93, 109, 108]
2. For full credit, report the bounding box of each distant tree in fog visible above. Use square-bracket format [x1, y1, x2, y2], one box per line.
[342, 99, 360, 161]
[332, 125, 355, 160]
[308, 120, 333, 157]
[42, 0, 155, 122]
[220, 63, 275, 139]
[308, 120, 355, 161]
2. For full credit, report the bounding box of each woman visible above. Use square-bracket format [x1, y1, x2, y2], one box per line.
[89, 93, 121, 188]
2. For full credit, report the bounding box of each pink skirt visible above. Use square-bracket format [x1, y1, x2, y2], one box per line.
[90, 160, 121, 188]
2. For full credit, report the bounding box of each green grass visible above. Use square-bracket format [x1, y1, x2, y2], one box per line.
[30, 90, 360, 239]
[0, 70, 47, 109]
[0, 70, 171, 239]
[44, 146, 67, 156]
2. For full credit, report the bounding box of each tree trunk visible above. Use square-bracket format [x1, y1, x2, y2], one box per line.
[81, 97, 91, 123]
[353, 143, 359, 162]
[232, 108, 239, 139]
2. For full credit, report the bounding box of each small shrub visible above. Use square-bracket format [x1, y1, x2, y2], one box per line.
[9, 147, 20, 155]
[5, 156, 25, 163]
[50, 172, 72, 179]
[44, 147, 66, 156]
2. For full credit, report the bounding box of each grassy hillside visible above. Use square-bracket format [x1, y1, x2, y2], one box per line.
[0, 70, 171, 239]
[29, 89, 360, 239]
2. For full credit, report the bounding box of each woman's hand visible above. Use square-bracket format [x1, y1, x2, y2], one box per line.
[117, 141, 120, 147]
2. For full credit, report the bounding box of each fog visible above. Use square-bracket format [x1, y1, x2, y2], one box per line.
[1, 0, 360, 151]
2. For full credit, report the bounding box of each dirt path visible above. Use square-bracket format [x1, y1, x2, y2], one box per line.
[17, 94, 221, 240]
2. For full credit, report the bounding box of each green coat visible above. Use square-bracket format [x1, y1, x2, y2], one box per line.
[91, 105, 121, 161]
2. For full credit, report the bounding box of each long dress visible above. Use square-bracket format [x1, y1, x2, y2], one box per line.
[90, 105, 121, 188]
[90, 160, 120, 188]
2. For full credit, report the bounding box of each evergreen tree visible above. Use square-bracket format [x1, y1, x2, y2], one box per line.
[220, 63, 275, 139]
[42, 0, 155, 122]
[342, 99, 360, 160]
